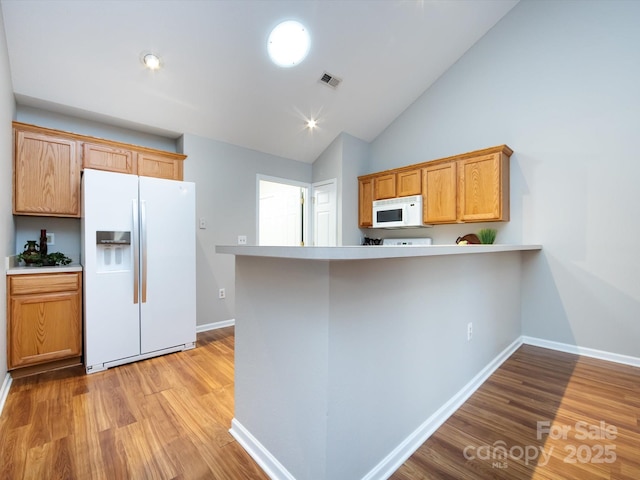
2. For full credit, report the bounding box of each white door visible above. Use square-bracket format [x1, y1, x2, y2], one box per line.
[139, 176, 196, 354]
[83, 169, 141, 367]
[312, 180, 337, 246]
[258, 178, 307, 246]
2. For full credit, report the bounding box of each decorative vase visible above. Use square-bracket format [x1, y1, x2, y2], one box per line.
[22, 240, 40, 265]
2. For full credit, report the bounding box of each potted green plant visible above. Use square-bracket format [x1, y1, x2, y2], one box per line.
[477, 228, 497, 245]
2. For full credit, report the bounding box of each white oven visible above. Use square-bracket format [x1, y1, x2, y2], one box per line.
[372, 195, 423, 228]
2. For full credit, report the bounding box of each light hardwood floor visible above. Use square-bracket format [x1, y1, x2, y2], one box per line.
[1, 329, 639, 479]
[391, 344, 640, 480]
[0, 328, 268, 479]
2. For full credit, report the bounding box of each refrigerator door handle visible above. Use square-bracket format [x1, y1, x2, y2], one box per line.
[132, 199, 139, 304]
[141, 200, 148, 303]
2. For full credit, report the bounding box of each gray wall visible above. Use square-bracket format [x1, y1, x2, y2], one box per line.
[367, 0, 640, 356]
[181, 133, 312, 326]
[0, 5, 16, 393]
[312, 132, 370, 246]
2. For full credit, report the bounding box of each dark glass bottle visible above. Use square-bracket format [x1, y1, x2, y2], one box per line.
[39, 229, 48, 256]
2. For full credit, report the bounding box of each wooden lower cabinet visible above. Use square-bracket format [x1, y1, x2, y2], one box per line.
[7, 272, 82, 375]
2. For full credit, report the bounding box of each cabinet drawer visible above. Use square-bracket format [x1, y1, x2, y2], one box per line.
[9, 272, 81, 295]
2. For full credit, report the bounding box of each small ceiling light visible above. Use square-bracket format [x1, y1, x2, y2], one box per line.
[306, 119, 317, 129]
[143, 53, 161, 70]
[268, 20, 310, 67]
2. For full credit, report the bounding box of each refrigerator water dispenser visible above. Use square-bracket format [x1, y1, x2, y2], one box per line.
[96, 231, 131, 272]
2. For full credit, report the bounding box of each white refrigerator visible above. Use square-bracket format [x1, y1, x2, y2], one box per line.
[82, 168, 196, 373]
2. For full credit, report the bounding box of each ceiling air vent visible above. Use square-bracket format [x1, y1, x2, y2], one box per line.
[319, 72, 342, 89]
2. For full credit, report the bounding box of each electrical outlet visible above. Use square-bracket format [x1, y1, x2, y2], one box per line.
[238, 235, 247, 245]
[467, 322, 473, 341]
[219, 288, 226, 299]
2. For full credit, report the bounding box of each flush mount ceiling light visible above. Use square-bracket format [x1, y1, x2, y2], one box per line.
[306, 119, 317, 129]
[142, 52, 161, 70]
[268, 20, 310, 67]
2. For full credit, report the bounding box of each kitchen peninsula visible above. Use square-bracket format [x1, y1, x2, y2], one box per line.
[217, 244, 541, 480]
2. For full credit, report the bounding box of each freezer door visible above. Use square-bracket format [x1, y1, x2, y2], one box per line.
[83, 169, 141, 366]
[139, 176, 196, 353]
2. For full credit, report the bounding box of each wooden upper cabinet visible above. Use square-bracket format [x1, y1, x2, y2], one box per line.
[396, 169, 421, 197]
[137, 151, 184, 181]
[13, 127, 81, 217]
[374, 173, 396, 200]
[458, 152, 509, 222]
[357, 145, 511, 228]
[13, 123, 188, 219]
[83, 142, 135, 175]
[358, 177, 374, 227]
[423, 162, 457, 224]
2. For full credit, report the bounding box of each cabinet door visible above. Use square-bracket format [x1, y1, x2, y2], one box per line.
[358, 178, 373, 227]
[458, 153, 507, 222]
[8, 273, 82, 369]
[374, 173, 396, 199]
[13, 129, 81, 217]
[83, 143, 135, 174]
[423, 163, 458, 224]
[397, 169, 421, 197]
[137, 151, 184, 181]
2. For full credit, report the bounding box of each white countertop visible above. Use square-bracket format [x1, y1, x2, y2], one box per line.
[7, 264, 83, 275]
[216, 244, 542, 261]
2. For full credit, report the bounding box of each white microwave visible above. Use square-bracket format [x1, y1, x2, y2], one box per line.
[372, 195, 423, 228]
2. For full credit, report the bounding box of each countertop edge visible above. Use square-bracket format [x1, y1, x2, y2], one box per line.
[7, 264, 83, 275]
[215, 244, 543, 261]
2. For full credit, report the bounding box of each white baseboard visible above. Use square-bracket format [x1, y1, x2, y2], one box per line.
[196, 319, 235, 333]
[229, 418, 295, 480]
[363, 336, 524, 480]
[0, 372, 13, 416]
[522, 336, 640, 368]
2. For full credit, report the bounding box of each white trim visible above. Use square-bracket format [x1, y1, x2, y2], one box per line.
[522, 336, 640, 368]
[363, 336, 524, 480]
[0, 373, 13, 416]
[229, 418, 295, 480]
[196, 319, 235, 333]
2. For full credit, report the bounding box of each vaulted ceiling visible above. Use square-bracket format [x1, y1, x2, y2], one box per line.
[1, 0, 518, 163]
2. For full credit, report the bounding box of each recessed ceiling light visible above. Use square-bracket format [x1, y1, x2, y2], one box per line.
[268, 21, 310, 67]
[306, 119, 317, 129]
[142, 53, 161, 70]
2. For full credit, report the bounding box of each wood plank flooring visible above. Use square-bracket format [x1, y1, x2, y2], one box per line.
[391, 344, 640, 480]
[1, 331, 639, 479]
[0, 327, 268, 480]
